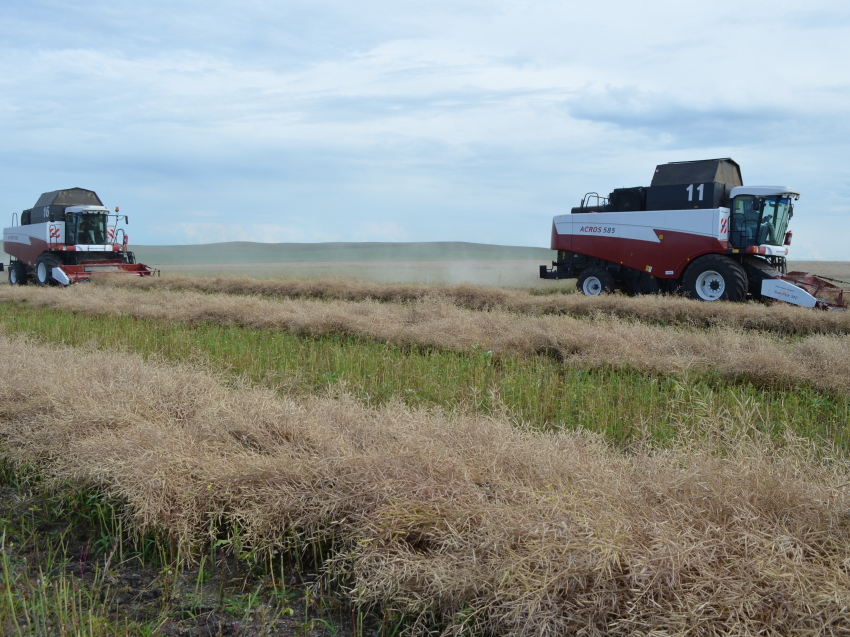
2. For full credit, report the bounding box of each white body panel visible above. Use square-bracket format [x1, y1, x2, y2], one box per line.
[730, 186, 799, 198]
[64, 205, 110, 213]
[3, 221, 65, 247]
[758, 245, 789, 257]
[553, 208, 730, 243]
[761, 279, 817, 308]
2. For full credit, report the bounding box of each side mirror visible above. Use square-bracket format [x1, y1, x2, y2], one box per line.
[125, 216, 129, 224]
[49, 212, 56, 222]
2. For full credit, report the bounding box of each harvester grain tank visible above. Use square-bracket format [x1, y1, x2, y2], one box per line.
[540, 159, 848, 309]
[3, 188, 158, 285]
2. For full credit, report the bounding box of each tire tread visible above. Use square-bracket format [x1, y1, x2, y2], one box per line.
[683, 254, 747, 302]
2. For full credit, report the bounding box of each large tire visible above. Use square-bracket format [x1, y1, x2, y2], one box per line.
[8, 261, 28, 286]
[35, 253, 62, 287]
[682, 254, 747, 302]
[576, 266, 615, 297]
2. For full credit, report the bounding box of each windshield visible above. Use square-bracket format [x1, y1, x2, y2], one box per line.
[730, 195, 793, 247]
[66, 212, 109, 245]
[757, 196, 792, 246]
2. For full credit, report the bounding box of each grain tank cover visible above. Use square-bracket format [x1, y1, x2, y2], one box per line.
[646, 158, 742, 211]
[650, 159, 742, 188]
[33, 188, 103, 208]
[27, 188, 104, 224]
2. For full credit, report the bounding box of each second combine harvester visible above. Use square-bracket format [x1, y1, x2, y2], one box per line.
[3, 188, 156, 285]
[540, 158, 847, 308]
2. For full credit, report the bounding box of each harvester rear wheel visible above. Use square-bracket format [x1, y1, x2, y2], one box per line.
[8, 261, 28, 286]
[577, 267, 615, 296]
[35, 254, 62, 287]
[682, 255, 747, 302]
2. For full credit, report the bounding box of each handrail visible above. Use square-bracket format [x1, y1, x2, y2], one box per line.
[579, 192, 609, 213]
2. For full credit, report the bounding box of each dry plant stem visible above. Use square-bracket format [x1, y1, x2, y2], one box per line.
[95, 273, 850, 336]
[2, 285, 850, 395]
[0, 334, 849, 636]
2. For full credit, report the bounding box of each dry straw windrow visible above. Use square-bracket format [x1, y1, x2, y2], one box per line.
[0, 334, 849, 636]
[2, 285, 850, 395]
[95, 273, 850, 336]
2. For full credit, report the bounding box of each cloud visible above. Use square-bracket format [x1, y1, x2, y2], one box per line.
[563, 85, 819, 149]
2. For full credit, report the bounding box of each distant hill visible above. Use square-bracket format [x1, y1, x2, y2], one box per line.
[132, 241, 553, 266]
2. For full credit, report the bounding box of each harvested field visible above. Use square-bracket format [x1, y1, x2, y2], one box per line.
[144, 259, 557, 288]
[1, 285, 849, 396]
[790, 260, 850, 281]
[2, 267, 850, 635]
[94, 273, 850, 336]
[2, 334, 849, 636]
[126, 241, 847, 289]
[129, 242, 554, 287]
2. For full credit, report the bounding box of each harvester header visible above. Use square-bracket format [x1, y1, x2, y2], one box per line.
[541, 159, 848, 309]
[3, 188, 158, 285]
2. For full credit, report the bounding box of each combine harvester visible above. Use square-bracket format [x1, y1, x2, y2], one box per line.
[3, 188, 157, 285]
[540, 159, 848, 309]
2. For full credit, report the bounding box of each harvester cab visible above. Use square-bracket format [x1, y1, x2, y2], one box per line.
[540, 159, 848, 309]
[727, 186, 797, 251]
[3, 188, 158, 286]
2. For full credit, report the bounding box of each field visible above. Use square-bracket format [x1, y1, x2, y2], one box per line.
[131, 242, 559, 287]
[1, 255, 850, 635]
[130, 241, 850, 288]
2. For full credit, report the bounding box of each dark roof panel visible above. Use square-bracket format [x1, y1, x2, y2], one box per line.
[650, 159, 743, 188]
[33, 188, 103, 208]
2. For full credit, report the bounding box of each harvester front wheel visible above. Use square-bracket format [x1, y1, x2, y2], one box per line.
[577, 267, 615, 297]
[8, 261, 28, 286]
[35, 254, 62, 287]
[682, 255, 747, 302]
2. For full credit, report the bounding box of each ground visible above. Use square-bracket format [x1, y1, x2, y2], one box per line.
[0, 243, 848, 636]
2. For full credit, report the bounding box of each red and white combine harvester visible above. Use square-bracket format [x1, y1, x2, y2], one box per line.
[540, 159, 848, 309]
[3, 188, 157, 285]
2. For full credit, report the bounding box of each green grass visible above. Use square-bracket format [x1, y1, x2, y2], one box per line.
[1, 302, 847, 447]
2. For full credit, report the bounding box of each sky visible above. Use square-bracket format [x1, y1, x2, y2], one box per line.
[1, 0, 849, 258]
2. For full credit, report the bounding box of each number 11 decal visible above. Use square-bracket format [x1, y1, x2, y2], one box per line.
[686, 184, 705, 202]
